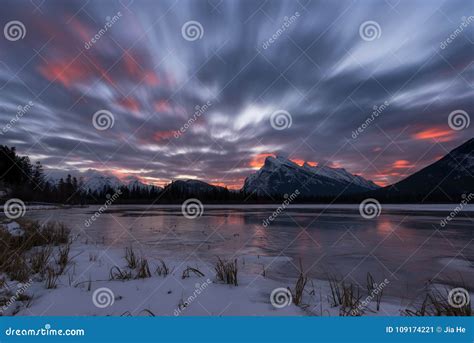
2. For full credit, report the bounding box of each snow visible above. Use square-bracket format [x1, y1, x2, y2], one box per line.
[0, 220, 410, 317]
[47, 170, 160, 193]
[1, 221, 25, 237]
[243, 155, 379, 196]
[82, 171, 123, 192]
[6, 242, 306, 316]
[4, 207, 472, 316]
[302, 163, 379, 190]
[0, 236, 414, 317]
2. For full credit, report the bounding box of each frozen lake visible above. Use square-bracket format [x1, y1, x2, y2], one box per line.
[26, 204, 474, 301]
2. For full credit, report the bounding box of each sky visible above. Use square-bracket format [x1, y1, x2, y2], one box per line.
[0, 0, 472, 188]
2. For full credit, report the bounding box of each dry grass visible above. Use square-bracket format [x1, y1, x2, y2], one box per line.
[366, 272, 384, 311]
[339, 283, 362, 316]
[109, 266, 133, 280]
[327, 274, 362, 316]
[135, 258, 152, 279]
[404, 286, 472, 316]
[0, 220, 70, 283]
[56, 243, 71, 274]
[29, 246, 53, 274]
[139, 309, 155, 316]
[182, 266, 204, 279]
[124, 247, 137, 269]
[328, 274, 342, 307]
[155, 259, 171, 277]
[5, 256, 31, 283]
[89, 252, 98, 262]
[215, 257, 238, 286]
[44, 267, 59, 289]
[292, 273, 308, 306]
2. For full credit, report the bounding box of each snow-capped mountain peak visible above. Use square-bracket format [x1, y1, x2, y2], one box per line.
[46, 169, 160, 193]
[81, 170, 123, 192]
[243, 155, 379, 197]
[302, 162, 379, 190]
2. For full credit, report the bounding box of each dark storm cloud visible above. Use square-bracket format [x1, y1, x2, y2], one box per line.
[0, 0, 472, 187]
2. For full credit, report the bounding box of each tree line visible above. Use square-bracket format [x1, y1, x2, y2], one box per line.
[0, 145, 162, 204]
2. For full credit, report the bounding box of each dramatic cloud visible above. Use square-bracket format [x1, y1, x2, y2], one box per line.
[0, 0, 472, 188]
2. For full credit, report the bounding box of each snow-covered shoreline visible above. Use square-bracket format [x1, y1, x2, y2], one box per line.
[1, 220, 471, 317]
[0, 229, 403, 316]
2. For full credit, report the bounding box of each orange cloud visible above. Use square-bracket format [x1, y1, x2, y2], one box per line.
[290, 158, 305, 166]
[69, 18, 93, 43]
[392, 160, 414, 169]
[38, 59, 91, 88]
[119, 97, 140, 114]
[144, 72, 160, 86]
[290, 159, 318, 167]
[210, 178, 244, 190]
[123, 52, 142, 79]
[412, 128, 454, 142]
[249, 153, 273, 169]
[154, 100, 171, 113]
[122, 52, 159, 86]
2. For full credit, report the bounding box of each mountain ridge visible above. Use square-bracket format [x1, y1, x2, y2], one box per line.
[242, 155, 380, 198]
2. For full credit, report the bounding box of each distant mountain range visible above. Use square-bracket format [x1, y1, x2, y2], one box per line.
[48, 169, 162, 193]
[46, 138, 473, 202]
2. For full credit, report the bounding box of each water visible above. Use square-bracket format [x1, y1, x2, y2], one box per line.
[26, 204, 474, 300]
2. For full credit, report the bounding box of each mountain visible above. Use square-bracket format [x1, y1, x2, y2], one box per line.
[302, 162, 379, 190]
[379, 138, 474, 201]
[242, 156, 379, 198]
[81, 170, 123, 192]
[163, 179, 228, 197]
[47, 169, 161, 193]
[122, 175, 159, 191]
